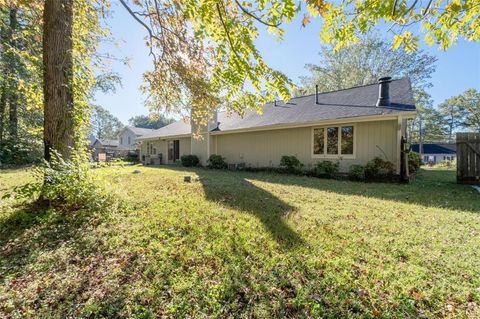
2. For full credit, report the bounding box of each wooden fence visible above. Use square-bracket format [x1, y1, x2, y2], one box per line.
[457, 133, 480, 184]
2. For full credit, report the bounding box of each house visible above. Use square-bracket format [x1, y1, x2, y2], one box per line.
[117, 126, 156, 150]
[411, 143, 456, 164]
[137, 77, 417, 175]
[91, 138, 124, 161]
[91, 126, 156, 161]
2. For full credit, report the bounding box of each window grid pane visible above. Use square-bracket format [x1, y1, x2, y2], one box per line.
[341, 126, 354, 155]
[327, 127, 338, 155]
[313, 128, 324, 154]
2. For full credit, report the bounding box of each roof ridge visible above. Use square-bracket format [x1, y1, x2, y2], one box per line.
[262, 77, 406, 105]
[211, 78, 408, 113]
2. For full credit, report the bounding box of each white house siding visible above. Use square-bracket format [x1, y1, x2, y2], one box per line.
[140, 137, 191, 164]
[119, 129, 138, 149]
[421, 153, 456, 164]
[213, 119, 399, 172]
[178, 137, 192, 158]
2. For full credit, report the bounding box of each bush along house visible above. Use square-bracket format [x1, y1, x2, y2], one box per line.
[137, 77, 417, 180]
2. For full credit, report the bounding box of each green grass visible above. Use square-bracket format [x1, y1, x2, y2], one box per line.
[1, 166, 479, 318]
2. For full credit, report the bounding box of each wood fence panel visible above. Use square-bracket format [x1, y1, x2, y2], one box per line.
[457, 132, 480, 184]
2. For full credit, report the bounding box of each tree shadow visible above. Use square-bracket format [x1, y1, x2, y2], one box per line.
[0, 203, 145, 317]
[245, 169, 480, 214]
[0, 204, 94, 279]
[154, 165, 479, 214]
[192, 169, 305, 250]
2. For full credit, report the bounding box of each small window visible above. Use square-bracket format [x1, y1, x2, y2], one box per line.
[326, 127, 339, 155]
[313, 128, 324, 155]
[128, 136, 131, 145]
[120, 137, 123, 145]
[153, 147, 156, 155]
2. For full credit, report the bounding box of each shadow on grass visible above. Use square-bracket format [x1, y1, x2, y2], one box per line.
[0, 203, 144, 317]
[153, 166, 480, 214]
[0, 204, 91, 278]
[143, 165, 304, 249]
[196, 170, 305, 250]
[248, 168, 480, 214]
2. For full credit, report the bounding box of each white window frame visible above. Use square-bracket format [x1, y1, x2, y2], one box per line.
[311, 124, 356, 159]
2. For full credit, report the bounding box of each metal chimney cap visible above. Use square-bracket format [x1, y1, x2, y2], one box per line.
[378, 76, 392, 83]
[376, 76, 392, 107]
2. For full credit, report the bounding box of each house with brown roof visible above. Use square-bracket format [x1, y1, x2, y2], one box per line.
[137, 77, 417, 174]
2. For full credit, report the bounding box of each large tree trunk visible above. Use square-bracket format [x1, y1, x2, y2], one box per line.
[0, 84, 6, 143]
[43, 0, 74, 161]
[7, 8, 18, 140]
[0, 11, 5, 144]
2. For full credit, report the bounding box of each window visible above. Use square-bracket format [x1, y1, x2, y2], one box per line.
[312, 125, 355, 158]
[341, 126, 354, 155]
[153, 147, 156, 155]
[313, 128, 324, 155]
[168, 140, 180, 161]
[327, 127, 339, 155]
[120, 137, 123, 145]
[128, 136, 131, 145]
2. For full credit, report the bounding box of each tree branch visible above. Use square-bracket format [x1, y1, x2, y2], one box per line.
[234, 0, 281, 27]
[118, 0, 160, 64]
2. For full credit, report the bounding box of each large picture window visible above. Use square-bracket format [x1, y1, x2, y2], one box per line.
[312, 125, 355, 158]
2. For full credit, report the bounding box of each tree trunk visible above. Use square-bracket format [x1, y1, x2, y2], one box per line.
[0, 84, 6, 143]
[43, 0, 74, 162]
[7, 8, 18, 140]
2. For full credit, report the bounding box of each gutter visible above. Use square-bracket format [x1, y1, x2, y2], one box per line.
[210, 112, 417, 136]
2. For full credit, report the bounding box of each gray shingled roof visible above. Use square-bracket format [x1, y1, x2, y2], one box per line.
[127, 126, 156, 136]
[138, 78, 416, 140]
[96, 139, 119, 147]
[138, 119, 191, 140]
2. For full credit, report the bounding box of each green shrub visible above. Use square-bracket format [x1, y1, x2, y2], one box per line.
[315, 161, 339, 178]
[181, 155, 200, 167]
[408, 152, 421, 174]
[432, 159, 456, 169]
[0, 139, 43, 166]
[6, 150, 117, 211]
[365, 157, 394, 179]
[279, 155, 303, 173]
[207, 154, 227, 169]
[349, 164, 366, 181]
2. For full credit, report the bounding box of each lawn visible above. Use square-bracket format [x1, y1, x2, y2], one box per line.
[1, 166, 479, 318]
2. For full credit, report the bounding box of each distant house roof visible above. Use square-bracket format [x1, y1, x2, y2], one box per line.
[138, 77, 416, 140]
[95, 139, 119, 147]
[411, 143, 456, 154]
[124, 126, 156, 136]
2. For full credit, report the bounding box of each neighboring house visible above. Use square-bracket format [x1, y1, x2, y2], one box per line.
[91, 138, 123, 161]
[137, 77, 417, 175]
[411, 143, 456, 164]
[91, 127, 156, 161]
[118, 126, 156, 150]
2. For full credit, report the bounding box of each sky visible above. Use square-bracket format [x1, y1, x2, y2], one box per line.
[94, 2, 480, 124]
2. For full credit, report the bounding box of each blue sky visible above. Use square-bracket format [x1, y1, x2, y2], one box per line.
[94, 3, 480, 124]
